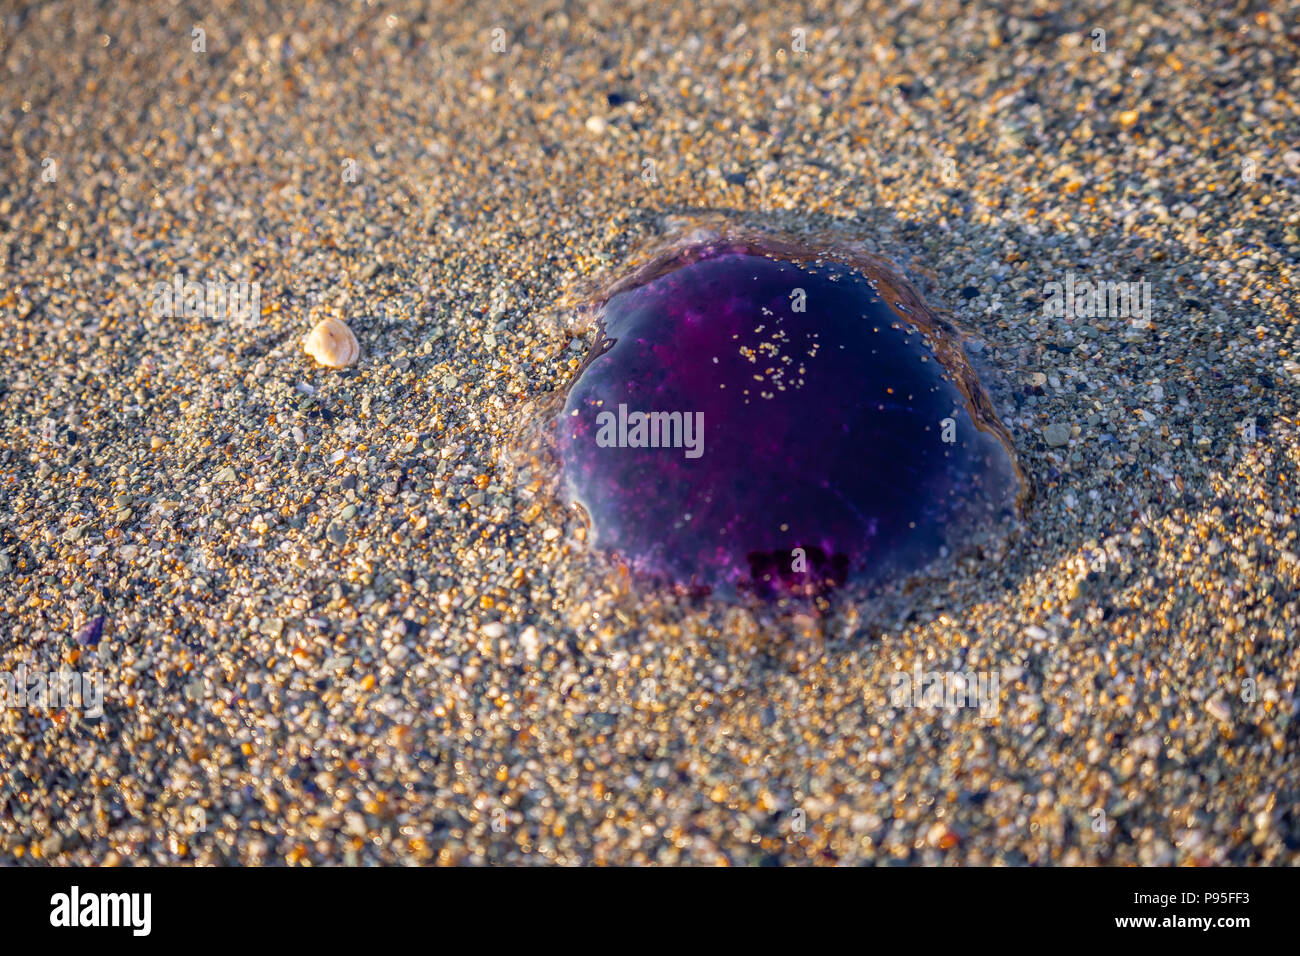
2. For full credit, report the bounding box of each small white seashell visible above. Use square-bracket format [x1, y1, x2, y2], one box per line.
[303, 318, 360, 368]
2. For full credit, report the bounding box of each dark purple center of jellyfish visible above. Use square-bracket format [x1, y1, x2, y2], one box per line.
[557, 239, 1022, 597]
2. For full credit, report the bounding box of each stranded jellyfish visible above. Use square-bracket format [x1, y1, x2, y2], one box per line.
[555, 232, 1023, 597]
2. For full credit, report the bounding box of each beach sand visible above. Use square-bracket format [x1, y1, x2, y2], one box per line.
[1, 0, 1297, 864]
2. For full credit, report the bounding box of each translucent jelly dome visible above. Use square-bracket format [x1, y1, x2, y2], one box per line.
[556, 236, 1023, 597]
